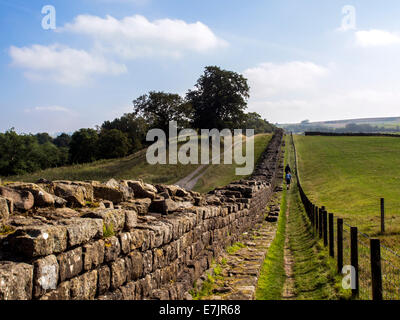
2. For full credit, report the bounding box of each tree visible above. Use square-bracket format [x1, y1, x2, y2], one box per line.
[102, 113, 148, 151]
[132, 91, 192, 135]
[98, 129, 132, 159]
[243, 112, 275, 134]
[53, 133, 72, 148]
[186, 66, 250, 130]
[35, 132, 53, 144]
[69, 128, 99, 164]
[0, 129, 39, 175]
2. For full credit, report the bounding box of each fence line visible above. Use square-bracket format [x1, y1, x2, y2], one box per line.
[289, 132, 400, 300]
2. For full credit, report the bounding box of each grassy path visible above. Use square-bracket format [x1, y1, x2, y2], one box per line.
[256, 136, 347, 300]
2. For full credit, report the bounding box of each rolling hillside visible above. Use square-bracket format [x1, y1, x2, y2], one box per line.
[294, 135, 400, 250]
[5, 134, 272, 193]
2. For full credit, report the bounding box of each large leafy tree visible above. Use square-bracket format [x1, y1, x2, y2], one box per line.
[98, 129, 132, 159]
[69, 128, 99, 164]
[102, 113, 148, 151]
[53, 133, 72, 148]
[132, 91, 193, 135]
[35, 132, 53, 145]
[186, 66, 250, 130]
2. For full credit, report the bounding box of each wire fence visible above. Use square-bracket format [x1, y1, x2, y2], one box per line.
[290, 132, 400, 300]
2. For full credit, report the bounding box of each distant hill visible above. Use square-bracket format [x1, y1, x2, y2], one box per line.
[279, 116, 400, 133]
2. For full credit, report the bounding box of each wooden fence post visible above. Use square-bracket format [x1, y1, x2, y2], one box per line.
[351, 227, 359, 298]
[314, 206, 318, 236]
[370, 239, 383, 300]
[380, 198, 385, 234]
[319, 206, 325, 239]
[323, 210, 328, 247]
[337, 218, 343, 273]
[311, 204, 315, 226]
[329, 213, 334, 257]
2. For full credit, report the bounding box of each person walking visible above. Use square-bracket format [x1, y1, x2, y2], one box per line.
[286, 171, 292, 190]
[285, 164, 291, 174]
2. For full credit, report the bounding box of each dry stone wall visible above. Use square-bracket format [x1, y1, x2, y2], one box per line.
[0, 129, 284, 300]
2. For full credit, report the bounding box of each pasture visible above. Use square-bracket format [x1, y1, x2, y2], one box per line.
[294, 135, 400, 250]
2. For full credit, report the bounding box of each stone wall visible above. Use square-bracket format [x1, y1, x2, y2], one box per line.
[0, 130, 284, 300]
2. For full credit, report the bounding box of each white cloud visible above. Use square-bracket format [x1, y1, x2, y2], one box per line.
[243, 61, 400, 124]
[25, 106, 76, 114]
[61, 14, 228, 59]
[355, 29, 400, 47]
[244, 61, 329, 99]
[9, 44, 127, 85]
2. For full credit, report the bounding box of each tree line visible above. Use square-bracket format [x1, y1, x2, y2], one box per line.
[0, 66, 275, 177]
[284, 122, 400, 134]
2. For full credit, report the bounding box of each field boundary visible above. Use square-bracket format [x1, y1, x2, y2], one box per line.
[304, 132, 400, 137]
[290, 133, 400, 300]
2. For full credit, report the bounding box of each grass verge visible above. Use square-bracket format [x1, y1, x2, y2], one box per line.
[255, 138, 287, 300]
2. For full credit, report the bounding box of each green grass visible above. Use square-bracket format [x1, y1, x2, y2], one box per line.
[256, 135, 349, 300]
[6, 148, 200, 185]
[287, 180, 349, 300]
[226, 242, 246, 255]
[193, 134, 272, 193]
[294, 135, 400, 250]
[102, 222, 115, 238]
[287, 135, 349, 300]
[256, 139, 288, 300]
[255, 186, 287, 300]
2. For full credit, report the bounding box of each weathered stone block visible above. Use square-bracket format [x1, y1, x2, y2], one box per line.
[0, 196, 9, 221]
[52, 182, 86, 207]
[0, 262, 33, 300]
[138, 274, 152, 298]
[60, 218, 103, 247]
[82, 240, 105, 271]
[153, 248, 164, 270]
[129, 230, 144, 251]
[97, 265, 110, 296]
[0, 186, 34, 211]
[7, 183, 55, 207]
[119, 232, 132, 254]
[82, 208, 126, 232]
[58, 247, 83, 282]
[93, 183, 124, 203]
[127, 180, 157, 199]
[125, 210, 137, 230]
[7, 225, 67, 258]
[152, 288, 169, 300]
[110, 258, 127, 290]
[142, 250, 153, 275]
[70, 270, 98, 300]
[125, 251, 143, 281]
[39, 281, 70, 300]
[33, 254, 59, 298]
[120, 282, 136, 300]
[104, 236, 121, 262]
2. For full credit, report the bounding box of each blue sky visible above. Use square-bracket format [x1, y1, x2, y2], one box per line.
[2, 0, 400, 134]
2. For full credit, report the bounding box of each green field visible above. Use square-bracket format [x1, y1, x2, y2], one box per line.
[294, 135, 400, 250]
[5, 134, 272, 193]
[193, 134, 272, 193]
